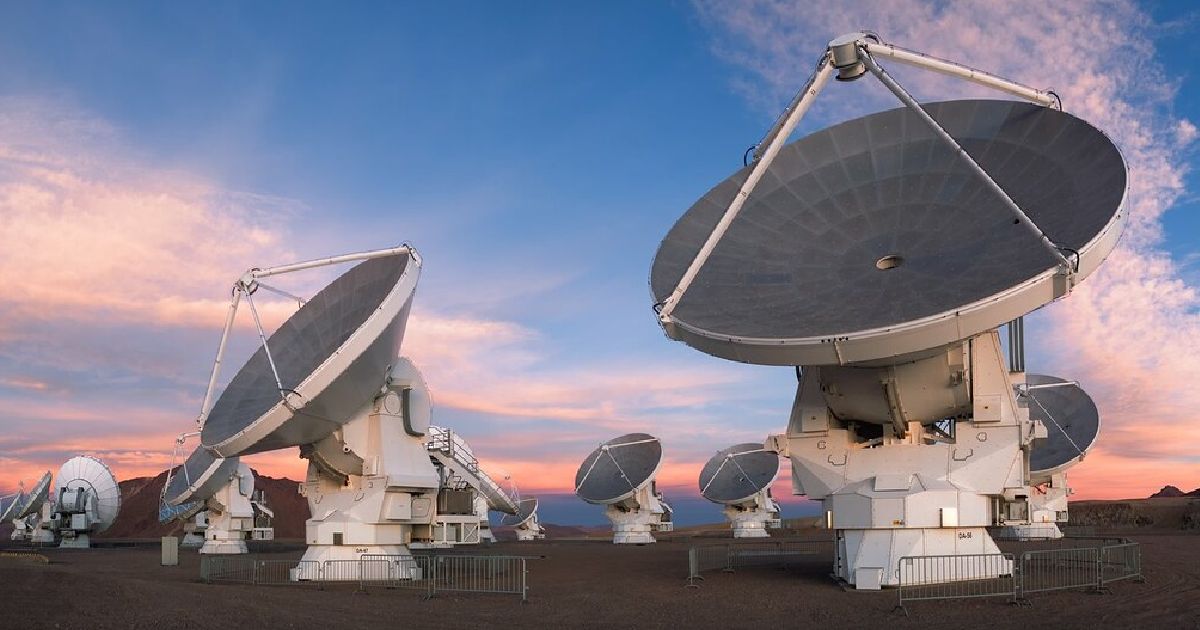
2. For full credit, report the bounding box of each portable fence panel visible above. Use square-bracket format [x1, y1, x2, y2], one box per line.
[1018, 547, 1098, 595]
[425, 554, 528, 601]
[255, 560, 320, 585]
[201, 556, 255, 583]
[321, 559, 365, 584]
[1099, 543, 1142, 584]
[896, 553, 1016, 608]
[359, 554, 430, 592]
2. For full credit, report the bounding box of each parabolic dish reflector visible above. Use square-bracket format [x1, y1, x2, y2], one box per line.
[501, 497, 539, 528]
[16, 472, 51, 519]
[574, 433, 663, 505]
[699, 443, 779, 504]
[1, 491, 26, 521]
[162, 447, 239, 507]
[651, 99, 1127, 365]
[201, 251, 419, 456]
[56, 456, 121, 533]
[1024, 374, 1100, 478]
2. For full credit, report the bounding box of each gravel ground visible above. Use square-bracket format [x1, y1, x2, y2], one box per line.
[1, 531, 1197, 629]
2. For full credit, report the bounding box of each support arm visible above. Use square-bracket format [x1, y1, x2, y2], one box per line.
[659, 54, 835, 322]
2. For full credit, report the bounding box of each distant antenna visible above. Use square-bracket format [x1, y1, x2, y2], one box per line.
[10, 472, 53, 545]
[161, 448, 258, 554]
[574, 433, 673, 544]
[53, 456, 121, 549]
[995, 373, 1101, 540]
[500, 497, 546, 541]
[699, 443, 781, 538]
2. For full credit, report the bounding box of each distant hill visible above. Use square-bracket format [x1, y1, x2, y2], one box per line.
[98, 467, 309, 539]
[1149, 485, 1200, 498]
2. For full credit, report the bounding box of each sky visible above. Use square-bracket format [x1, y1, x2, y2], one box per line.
[0, 1, 1198, 527]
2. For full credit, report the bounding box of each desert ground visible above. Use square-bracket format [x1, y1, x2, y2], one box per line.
[1, 527, 1197, 630]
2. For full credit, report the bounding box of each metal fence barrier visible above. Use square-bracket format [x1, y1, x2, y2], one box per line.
[200, 554, 532, 601]
[687, 540, 827, 587]
[199, 557, 321, 585]
[1099, 543, 1143, 585]
[1018, 547, 1098, 595]
[896, 553, 1016, 612]
[897, 541, 1145, 614]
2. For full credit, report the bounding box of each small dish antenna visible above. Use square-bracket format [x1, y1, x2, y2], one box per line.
[996, 373, 1100, 540]
[161, 448, 259, 554]
[53, 456, 121, 548]
[574, 433, 674, 544]
[10, 472, 53, 544]
[699, 443, 781, 538]
[500, 497, 546, 541]
[650, 31, 1126, 588]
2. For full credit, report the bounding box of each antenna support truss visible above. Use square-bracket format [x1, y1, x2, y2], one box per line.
[658, 32, 1073, 326]
[194, 245, 416, 431]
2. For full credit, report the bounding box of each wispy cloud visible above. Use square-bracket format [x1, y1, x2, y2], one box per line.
[694, 0, 1200, 498]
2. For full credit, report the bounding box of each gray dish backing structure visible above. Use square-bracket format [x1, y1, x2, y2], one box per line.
[574, 433, 663, 504]
[56, 456, 122, 533]
[651, 99, 1126, 365]
[16, 471, 52, 519]
[0, 492, 24, 521]
[501, 497, 539, 528]
[162, 447, 240, 508]
[1024, 374, 1100, 477]
[201, 252, 417, 457]
[699, 443, 780, 504]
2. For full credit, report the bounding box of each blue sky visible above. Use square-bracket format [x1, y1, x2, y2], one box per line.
[1, 1, 1199, 527]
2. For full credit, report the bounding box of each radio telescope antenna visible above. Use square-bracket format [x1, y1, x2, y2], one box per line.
[53, 456, 121, 548]
[160, 443, 256, 554]
[178, 245, 442, 579]
[699, 443, 781, 538]
[10, 473, 53, 544]
[574, 433, 674, 544]
[651, 32, 1126, 589]
[500, 497, 546, 541]
[993, 374, 1100, 540]
[0, 490, 24, 524]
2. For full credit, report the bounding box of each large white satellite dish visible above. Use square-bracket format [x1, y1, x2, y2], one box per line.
[651, 32, 1125, 588]
[574, 433, 674, 544]
[175, 246, 441, 578]
[53, 456, 121, 548]
[698, 443, 781, 538]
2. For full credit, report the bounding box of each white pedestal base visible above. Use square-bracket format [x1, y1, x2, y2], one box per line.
[612, 525, 655, 544]
[31, 528, 56, 545]
[293, 544, 421, 581]
[838, 527, 1006, 589]
[58, 533, 90, 548]
[732, 524, 771, 538]
[181, 532, 205, 548]
[200, 539, 248, 555]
